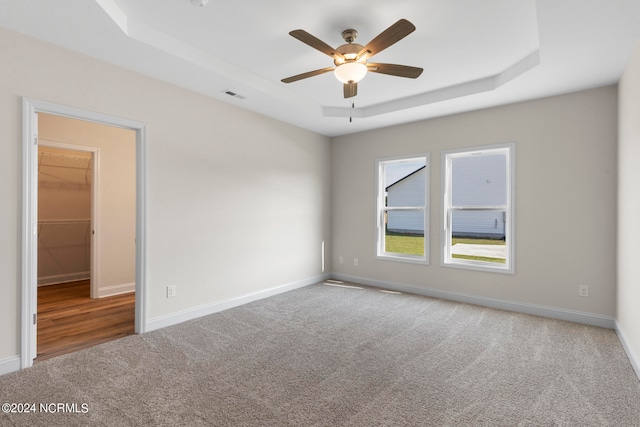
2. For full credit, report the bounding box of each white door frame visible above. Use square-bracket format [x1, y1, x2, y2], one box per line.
[21, 98, 148, 369]
[38, 140, 101, 298]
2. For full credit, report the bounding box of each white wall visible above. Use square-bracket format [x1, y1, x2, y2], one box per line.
[332, 86, 618, 320]
[0, 28, 331, 362]
[39, 114, 137, 296]
[617, 41, 640, 377]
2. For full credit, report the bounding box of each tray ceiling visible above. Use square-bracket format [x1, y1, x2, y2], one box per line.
[1, 0, 639, 136]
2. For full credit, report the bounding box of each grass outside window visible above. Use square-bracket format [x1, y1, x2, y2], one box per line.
[385, 233, 506, 263]
[384, 232, 424, 256]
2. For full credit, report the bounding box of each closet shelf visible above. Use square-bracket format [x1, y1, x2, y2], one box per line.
[39, 151, 92, 184]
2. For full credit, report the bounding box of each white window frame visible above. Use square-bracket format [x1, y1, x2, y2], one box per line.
[375, 154, 429, 265]
[441, 143, 515, 274]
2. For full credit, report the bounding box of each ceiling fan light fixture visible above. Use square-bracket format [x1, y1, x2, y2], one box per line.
[334, 62, 367, 84]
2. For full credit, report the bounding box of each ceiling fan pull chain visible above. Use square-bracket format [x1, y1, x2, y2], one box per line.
[350, 102, 354, 122]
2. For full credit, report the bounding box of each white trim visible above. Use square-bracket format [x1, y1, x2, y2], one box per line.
[24, 98, 147, 130]
[135, 125, 148, 333]
[615, 321, 640, 382]
[22, 100, 38, 367]
[0, 356, 21, 377]
[21, 97, 147, 370]
[441, 142, 515, 274]
[146, 274, 329, 332]
[332, 273, 616, 329]
[375, 253, 429, 265]
[97, 282, 135, 298]
[93, 148, 102, 298]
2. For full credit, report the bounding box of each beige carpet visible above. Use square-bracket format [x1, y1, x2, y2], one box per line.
[1, 281, 639, 426]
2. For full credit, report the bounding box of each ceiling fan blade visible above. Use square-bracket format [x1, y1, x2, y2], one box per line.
[356, 19, 416, 60]
[367, 63, 423, 78]
[281, 67, 335, 83]
[343, 82, 357, 98]
[289, 29, 345, 62]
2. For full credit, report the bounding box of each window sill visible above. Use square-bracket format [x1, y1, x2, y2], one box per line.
[442, 258, 514, 274]
[377, 253, 428, 265]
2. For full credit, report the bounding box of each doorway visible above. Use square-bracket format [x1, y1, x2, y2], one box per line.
[36, 139, 134, 360]
[22, 98, 148, 369]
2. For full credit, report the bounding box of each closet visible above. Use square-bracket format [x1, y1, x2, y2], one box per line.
[38, 147, 92, 286]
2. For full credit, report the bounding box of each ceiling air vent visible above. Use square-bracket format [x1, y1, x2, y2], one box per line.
[222, 90, 245, 100]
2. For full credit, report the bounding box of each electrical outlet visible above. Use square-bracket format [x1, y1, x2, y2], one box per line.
[339, 256, 343, 264]
[579, 285, 589, 297]
[167, 285, 176, 298]
[354, 258, 358, 266]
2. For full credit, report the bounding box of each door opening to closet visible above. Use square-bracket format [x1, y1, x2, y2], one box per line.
[35, 113, 136, 361]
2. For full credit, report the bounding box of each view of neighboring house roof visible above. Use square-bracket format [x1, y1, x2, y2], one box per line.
[385, 165, 426, 191]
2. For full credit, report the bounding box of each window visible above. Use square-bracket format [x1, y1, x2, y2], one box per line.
[376, 155, 429, 264]
[442, 143, 514, 273]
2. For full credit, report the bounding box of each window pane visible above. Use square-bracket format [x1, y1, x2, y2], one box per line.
[450, 210, 506, 265]
[452, 210, 506, 239]
[377, 156, 428, 262]
[385, 210, 424, 256]
[443, 144, 513, 272]
[451, 154, 507, 207]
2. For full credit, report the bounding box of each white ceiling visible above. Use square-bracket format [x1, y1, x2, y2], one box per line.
[1, 0, 639, 137]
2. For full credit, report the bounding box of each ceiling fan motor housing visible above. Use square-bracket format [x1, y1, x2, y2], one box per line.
[334, 43, 365, 65]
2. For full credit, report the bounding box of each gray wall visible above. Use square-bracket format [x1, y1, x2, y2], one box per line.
[331, 86, 618, 317]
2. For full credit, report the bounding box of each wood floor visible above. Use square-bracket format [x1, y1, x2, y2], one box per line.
[37, 280, 135, 361]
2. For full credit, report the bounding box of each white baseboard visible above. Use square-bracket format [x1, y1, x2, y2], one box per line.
[0, 356, 21, 377]
[332, 273, 616, 329]
[615, 322, 640, 382]
[38, 271, 90, 286]
[146, 273, 330, 332]
[98, 282, 135, 298]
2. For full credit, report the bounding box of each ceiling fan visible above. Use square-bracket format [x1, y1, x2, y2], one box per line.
[281, 19, 423, 98]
